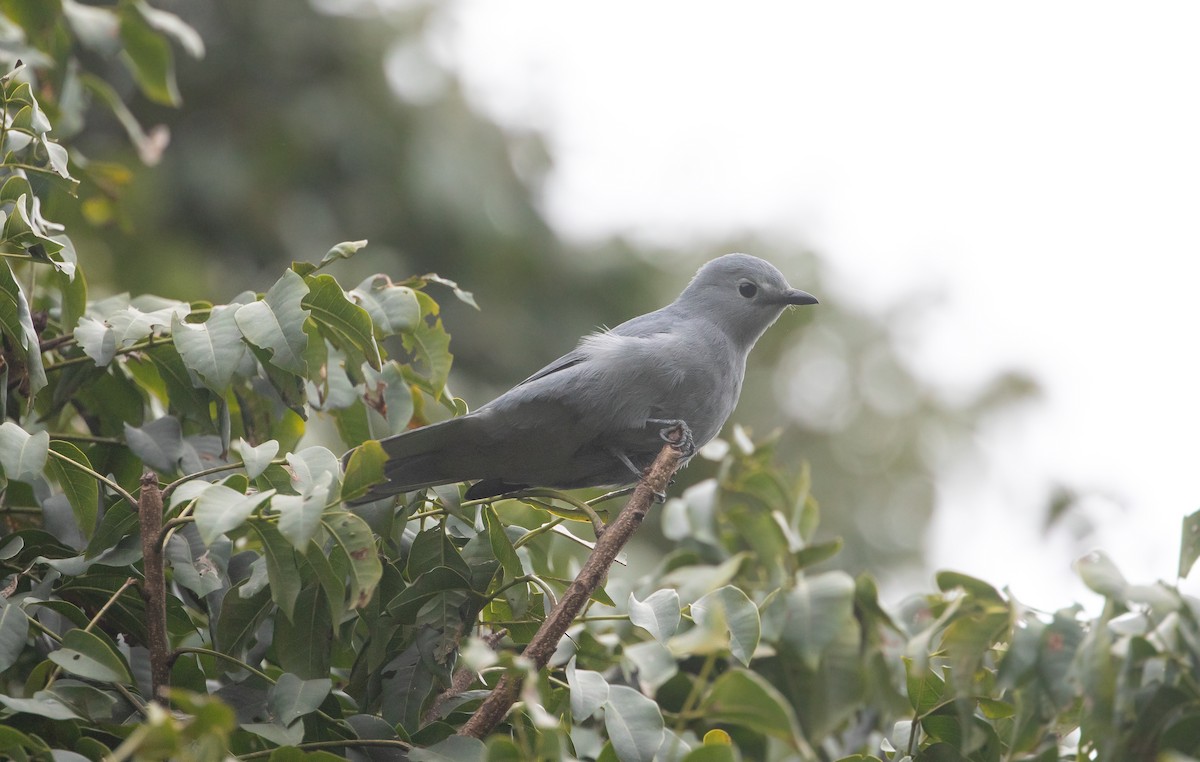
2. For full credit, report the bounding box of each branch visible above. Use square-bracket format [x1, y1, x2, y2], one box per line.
[137, 472, 171, 699]
[457, 432, 686, 739]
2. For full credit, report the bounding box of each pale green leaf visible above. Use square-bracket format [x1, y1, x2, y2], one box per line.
[1074, 551, 1128, 599]
[274, 476, 331, 552]
[774, 570, 856, 670]
[0, 423, 49, 483]
[193, 485, 275, 546]
[628, 589, 681, 642]
[603, 685, 664, 762]
[286, 446, 342, 496]
[350, 274, 420, 336]
[691, 586, 760, 666]
[0, 600, 29, 672]
[0, 692, 81, 720]
[171, 307, 249, 392]
[567, 658, 610, 719]
[135, 0, 204, 58]
[320, 239, 367, 268]
[234, 269, 310, 375]
[233, 438, 279, 480]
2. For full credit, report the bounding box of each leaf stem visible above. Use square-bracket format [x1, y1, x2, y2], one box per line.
[46, 447, 138, 509]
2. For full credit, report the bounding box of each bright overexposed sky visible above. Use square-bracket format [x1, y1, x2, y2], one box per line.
[432, 1, 1200, 606]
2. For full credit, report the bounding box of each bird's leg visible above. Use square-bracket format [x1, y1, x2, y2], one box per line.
[611, 448, 644, 481]
[647, 419, 695, 457]
[608, 447, 668, 504]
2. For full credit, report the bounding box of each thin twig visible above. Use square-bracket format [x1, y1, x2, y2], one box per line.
[457, 433, 685, 739]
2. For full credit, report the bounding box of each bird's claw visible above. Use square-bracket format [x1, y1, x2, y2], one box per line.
[651, 419, 695, 457]
[652, 489, 667, 504]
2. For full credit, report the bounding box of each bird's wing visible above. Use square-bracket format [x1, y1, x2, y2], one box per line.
[515, 308, 673, 387]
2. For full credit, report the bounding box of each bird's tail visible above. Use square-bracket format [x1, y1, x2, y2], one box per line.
[353, 416, 483, 501]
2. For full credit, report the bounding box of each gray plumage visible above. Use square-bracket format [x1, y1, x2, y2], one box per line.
[362, 253, 817, 501]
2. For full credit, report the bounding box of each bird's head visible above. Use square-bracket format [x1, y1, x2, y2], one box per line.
[676, 253, 818, 347]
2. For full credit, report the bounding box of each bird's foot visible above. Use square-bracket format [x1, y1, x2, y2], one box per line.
[648, 419, 695, 457]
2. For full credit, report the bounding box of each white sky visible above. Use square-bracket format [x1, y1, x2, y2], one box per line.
[439, 1, 1200, 606]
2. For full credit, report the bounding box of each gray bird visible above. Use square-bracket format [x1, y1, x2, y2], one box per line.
[361, 253, 816, 501]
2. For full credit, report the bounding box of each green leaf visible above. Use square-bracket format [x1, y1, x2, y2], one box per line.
[484, 505, 523, 582]
[793, 537, 844, 570]
[48, 628, 133, 684]
[408, 736, 486, 762]
[63, 0, 122, 56]
[388, 566, 473, 622]
[1180, 507, 1200, 578]
[351, 274, 421, 336]
[319, 239, 368, 269]
[274, 477, 331, 551]
[416, 272, 479, 311]
[403, 292, 452, 397]
[341, 440, 387, 503]
[164, 534, 223, 597]
[274, 584, 331, 679]
[0, 599, 29, 672]
[235, 269, 311, 376]
[1074, 550, 1128, 599]
[303, 273, 381, 370]
[193, 485, 275, 546]
[0, 692, 81, 720]
[234, 438, 280, 480]
[701, 669, 804, 746]
[373, 361, 416, 435]
[0, 261, 46, 394]
[251, 522, 302, 620]
[45, 441, 99, 540]
[936, 570, 1005, 603]
[322, 512, 381, 609]
[773, 570, 856, 670]
[0, 423, 49, 483]
[628, 589, 681, 642]
[54, 265, 88, 335]
[904, 657, 946, 715]
[269, 674, 332, 726]
[134, 0, 204, 58]
[603, 685, 664, 762]
[119, 4, 180, 106]
[690, 586, 760, 667]
[172, 307, 250, 393]
[144, 343, 214, 425]
[216, 583, 272, 655]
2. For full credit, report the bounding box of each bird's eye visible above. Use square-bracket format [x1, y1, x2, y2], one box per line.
[738, 282, 758, 298]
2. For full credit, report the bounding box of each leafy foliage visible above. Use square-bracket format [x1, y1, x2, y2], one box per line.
[0, 5, 1196, 762]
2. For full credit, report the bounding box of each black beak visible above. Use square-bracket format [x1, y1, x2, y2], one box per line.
[782, 288, 819, 306]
